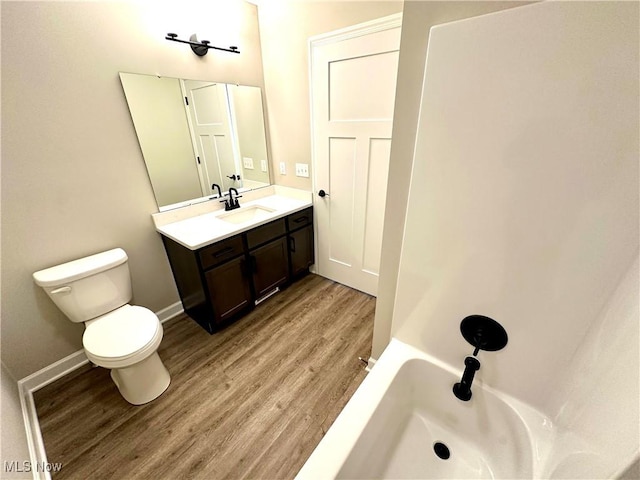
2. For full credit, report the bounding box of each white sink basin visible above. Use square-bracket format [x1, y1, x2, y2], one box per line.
[217, 205, 276, 224]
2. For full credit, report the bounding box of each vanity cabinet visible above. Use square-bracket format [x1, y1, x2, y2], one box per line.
[198, 236, 252, 326]
[246, 219, 289, 299]
[204, 257, 252, 325]
[250, 237, 289, 299]
[161, 207, 314, 333]
[289, 226, 314, 278]
[286, 208, 314, 278]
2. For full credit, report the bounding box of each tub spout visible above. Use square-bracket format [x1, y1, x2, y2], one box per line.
[453, 356, 480, 401]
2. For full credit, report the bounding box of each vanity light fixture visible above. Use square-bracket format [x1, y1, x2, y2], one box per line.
[165, 33, 240, 57]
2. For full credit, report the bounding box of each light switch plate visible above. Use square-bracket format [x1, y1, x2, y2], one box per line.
[261, 160, 268, 172]
[295, 163, 309, 178]
[243, 157, 254, 169]
[279, 162, 286, 175]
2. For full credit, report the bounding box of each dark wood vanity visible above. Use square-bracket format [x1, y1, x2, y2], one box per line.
[161, 207, 314, 333]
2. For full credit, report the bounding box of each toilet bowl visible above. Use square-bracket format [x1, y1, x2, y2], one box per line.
[33, 248, 171, 405]
[83, 304, 169, 404]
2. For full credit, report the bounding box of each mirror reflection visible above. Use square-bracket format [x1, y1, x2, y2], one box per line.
[119, 72, 271, 211]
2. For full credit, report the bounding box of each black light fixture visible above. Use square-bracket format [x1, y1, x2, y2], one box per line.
[165, 33, 240, 57]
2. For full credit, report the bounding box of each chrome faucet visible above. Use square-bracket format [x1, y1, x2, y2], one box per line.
[220, 187, 242, 211]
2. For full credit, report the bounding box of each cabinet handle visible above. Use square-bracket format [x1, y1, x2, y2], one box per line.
[213, 246, 234, 258]
[289, 237, 296, 253]
[293, 216, 307, 224]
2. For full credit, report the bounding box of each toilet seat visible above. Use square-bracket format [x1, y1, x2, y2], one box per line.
[83, 305, 163, 369]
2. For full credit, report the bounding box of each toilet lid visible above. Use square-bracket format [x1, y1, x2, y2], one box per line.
[83, 305, 160, 359]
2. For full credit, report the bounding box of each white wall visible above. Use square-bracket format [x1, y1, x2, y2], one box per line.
[545, 257, 639, 478]
[620, 461, 640, 480]
[392, 0, 638, 419]
[372, 0, 532, 360]
[1, 0, 265, 380]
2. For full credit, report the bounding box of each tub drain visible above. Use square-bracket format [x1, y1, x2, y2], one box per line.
[433, 442, 450, 460]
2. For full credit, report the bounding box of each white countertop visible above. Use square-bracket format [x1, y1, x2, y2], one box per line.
[152, 186, 313, 250]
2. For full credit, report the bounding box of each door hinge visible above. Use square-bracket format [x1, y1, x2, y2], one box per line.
[185, 96, 189, 105]
[197, 156, 201, 164]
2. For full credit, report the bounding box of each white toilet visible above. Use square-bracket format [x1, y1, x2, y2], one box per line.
[33, 248, 170, 405]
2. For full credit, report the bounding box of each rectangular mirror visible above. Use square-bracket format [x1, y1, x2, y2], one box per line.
[119, 72, 271, 211]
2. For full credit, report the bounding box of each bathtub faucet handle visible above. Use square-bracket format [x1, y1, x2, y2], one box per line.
[453, 356, 480, 401]
[453, 315, 508, 402]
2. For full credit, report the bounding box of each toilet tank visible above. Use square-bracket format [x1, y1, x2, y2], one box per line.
[33, 248, 133, 323]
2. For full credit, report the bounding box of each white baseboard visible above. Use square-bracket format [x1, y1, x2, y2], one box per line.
[20, 350, 90, 394]
[156, 301, 184, 324]
[18, 381, 50, 480]
[17, 301, 184, 480]
[366, 356, 377, 372]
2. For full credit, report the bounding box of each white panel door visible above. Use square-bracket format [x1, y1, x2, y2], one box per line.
[311, 20, 400, 296]
[183, 80, 240, 193]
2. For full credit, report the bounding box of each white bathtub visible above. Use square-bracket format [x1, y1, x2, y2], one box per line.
[296, 339, 554, 479]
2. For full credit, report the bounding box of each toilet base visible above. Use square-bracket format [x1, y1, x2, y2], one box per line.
[110, 352, 170, 405]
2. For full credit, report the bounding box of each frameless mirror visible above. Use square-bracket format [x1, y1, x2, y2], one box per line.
[119, 72, 271, 211]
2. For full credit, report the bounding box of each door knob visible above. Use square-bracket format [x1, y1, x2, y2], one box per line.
[227, 174, 241, 181]
[318, 189, 330, 198]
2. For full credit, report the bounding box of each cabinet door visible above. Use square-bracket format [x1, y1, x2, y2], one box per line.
[204, 256, 252, 325]
[289, 225, 315, 278]
[250, 237, 289, 299]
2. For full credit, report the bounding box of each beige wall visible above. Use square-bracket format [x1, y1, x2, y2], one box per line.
[372, 1, 534, 360]
[0, 363, 30, 478]
[1, 1, 265, 379]
[258, 1, 403, 190]
[0, 0, 534, 379]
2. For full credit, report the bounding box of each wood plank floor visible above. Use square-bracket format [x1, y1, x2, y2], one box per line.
[33, 274, 375, 480]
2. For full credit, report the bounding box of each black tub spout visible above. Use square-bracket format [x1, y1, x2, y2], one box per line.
[453, 356, 480, 401]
